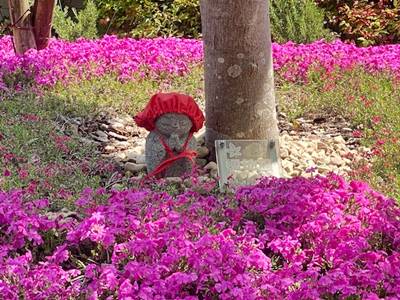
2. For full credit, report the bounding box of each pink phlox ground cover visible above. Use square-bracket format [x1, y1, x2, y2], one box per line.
[1, 37, 400, 90]
[0, 35, 203, 89]
[0, 175, 399, 299]
[271, 40, 400, 81]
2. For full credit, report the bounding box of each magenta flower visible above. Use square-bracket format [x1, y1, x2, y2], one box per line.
[2, 36, 400, 90]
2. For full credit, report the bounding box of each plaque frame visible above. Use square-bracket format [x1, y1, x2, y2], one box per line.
[215, 139, 281, 191]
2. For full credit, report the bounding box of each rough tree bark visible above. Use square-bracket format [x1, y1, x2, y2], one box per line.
[8, 0, 54, 54]
[200, 0, 280, 159]
[7, 0, 36, 54]
[32, 0, 55, 50]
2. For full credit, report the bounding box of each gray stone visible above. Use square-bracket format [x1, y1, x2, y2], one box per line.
[135, 139, 145, 147]
[204, 161, 218, 171]
[210, 169, 218, 178]
[109, 122, 125, 133]
[196, 146, 210, 158]
[318, 165, 331, 172]
[330, 156, 344, 166]
[92, 131, 109, 143]
[295, 141, 310, 150]
[135, 155, 146, 164]
[280, 148, 289, 159]
[282, 160, 294, 173]
[307, 135, 320, 141]
[126, 151, 146, 164]
[338, 149, 348, 156]
[104, 145, 115, 153]
[317, 141, 328, 150]
[108, 131, 128, 141]
[100, 123, 109, 130]
[71, 117, 82, 126]
[116, 152, 128, 161]
[95, 130, 108, 138]
[126, 151, 137, 161]
[333, 135, 346, 144]
[125, 162, 146, 173]
[315, 155, 329, 165]
[134, 146, 145, 155]
[165, 177, 183, 184]
[80, 137, 99, 145]
[145, 113, 198, 177]
[108, 117, 126, 126]
[341, 166, 352, 173]
[291, 169, 301, 176]
[114, 141, 131, 149]
[93, 109, 367, 182]
[69, 124, 79, 135]
[125, 126, 135, 134]
[302, 153, 313, 161]
[120, 114, 134, 125]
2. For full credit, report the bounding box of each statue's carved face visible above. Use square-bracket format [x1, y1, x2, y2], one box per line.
[155, 113, 192, 136]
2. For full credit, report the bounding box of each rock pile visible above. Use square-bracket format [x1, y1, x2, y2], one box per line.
[59, 111, 369, 180]
[278, 112, 361, 149]
[279, 133, 367, 178]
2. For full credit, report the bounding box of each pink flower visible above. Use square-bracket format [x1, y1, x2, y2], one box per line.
[18, 169, 29, 179]
[372, 115, 381, 124]
[353, 130, 363, 138]
[0, 136, 399, 298]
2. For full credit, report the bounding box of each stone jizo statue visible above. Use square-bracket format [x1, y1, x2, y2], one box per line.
[134, 93, 205, 178]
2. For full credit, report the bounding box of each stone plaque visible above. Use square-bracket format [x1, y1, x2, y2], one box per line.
[215, 139, 281, 190]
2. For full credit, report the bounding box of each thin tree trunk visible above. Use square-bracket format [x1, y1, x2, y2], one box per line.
[7, 0, 36, 54]
[200, 0, 280, 160]
[32, 0, 55, 50]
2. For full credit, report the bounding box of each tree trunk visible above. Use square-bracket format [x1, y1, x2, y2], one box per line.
[32, 0, 55, 50]
[200, 0, 280, 160]
[7, 0, 36, 54]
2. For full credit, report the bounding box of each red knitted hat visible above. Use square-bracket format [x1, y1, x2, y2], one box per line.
[134, 93, 205, 133]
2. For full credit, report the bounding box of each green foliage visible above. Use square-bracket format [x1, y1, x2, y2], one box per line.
[315, 0, 400, 46]
[50, 0, 400, 45]
[95, 0, 201, 38]
[95, 0, 333, 41]
[0, 91, 106, 209]
[0, 68, 204, 208]
[43, 65, 399, 200]
[44, 67, 204, 118]
[53, 0, 99, 41]
[0, 24, 8, 36]
[278, 68, 400, 199]
[2, 64, 399, 202]
[0, 16, 9, 35]
[269, 0, 334, 44]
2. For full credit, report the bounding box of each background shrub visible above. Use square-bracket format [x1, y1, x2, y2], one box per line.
[316, 0, 400, 46]
[269, 0, 333, 44]
[93, 0, 400, 45]
[95, 0, 332, 43]
[2, 0, 400, 45]
[95, 0, 201, 38]
[0, 20, 8, 36]
[53, 0, 99, 41]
